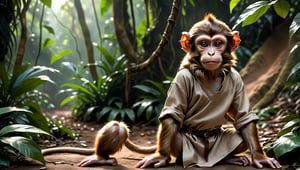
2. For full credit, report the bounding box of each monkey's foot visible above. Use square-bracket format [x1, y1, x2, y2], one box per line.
[77, 155, 118, 167]
[220, 155, 250, 166]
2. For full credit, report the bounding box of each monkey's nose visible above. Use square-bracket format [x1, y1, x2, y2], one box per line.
[208, 51, 215, 56]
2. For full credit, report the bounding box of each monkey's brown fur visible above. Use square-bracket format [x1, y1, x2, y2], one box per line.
[42, 121, 156, 157]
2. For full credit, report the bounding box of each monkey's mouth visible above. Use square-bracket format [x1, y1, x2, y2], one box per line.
[204, 61, 220, 65]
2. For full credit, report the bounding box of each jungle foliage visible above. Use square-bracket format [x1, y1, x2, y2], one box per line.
[1, 0, 300, 167]
[231, 0, 300, 164]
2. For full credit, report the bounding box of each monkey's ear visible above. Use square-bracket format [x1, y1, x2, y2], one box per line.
[231, 31, 241, 52]
[180, 32, 191, 53]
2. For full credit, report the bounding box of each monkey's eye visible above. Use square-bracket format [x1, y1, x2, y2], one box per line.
[199, 41, 208, 47]
[214, 41, 224, 47]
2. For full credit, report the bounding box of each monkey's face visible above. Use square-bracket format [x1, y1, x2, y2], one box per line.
[195, 34, 227, 71]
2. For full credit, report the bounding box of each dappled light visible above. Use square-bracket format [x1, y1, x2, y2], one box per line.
[0, 0, 300, 169]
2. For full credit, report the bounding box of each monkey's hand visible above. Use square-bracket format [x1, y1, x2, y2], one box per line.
[252, 152, 282, 169]
[135, 152, 171, 168]
[240, 122, 281, 169]
[77, 155, 118, 167]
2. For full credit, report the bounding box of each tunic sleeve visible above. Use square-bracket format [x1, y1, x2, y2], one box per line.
[230, 70, 259, 130]
[159, 69, 191, 128]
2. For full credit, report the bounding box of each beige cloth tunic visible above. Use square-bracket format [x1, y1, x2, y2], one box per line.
[159, 68, 258, 168]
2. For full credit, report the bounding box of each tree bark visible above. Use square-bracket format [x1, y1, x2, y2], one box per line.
[112, 0, 137, 63]
[74, 0, 98, 81]
[252, 39, 300, 109]
[14, 0, 31, 68]
[129, 0, 181, 72]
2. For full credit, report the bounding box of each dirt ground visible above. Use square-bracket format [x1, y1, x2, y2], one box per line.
[2, 110, 298, 170]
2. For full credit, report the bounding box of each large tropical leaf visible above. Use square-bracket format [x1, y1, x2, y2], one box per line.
[50, 49, 73, 64]
[133, 85, 161, 96]
[277, 118, 300, 137]
[273, 0, 290, 19]
[24, 102, 50, 132]
[229, 0, 241, 14]
[147, 80, 168, 98]
[13, 66, 58, 88]
[60, 95, 77, 107]
[0, 107, 32, 116]
[272, 130, 300, 159]
[40, 0, 52, 8]
[0, 124, 51, 136]
[1, 136, 45, 164]
[233, 1, 275, 29]
[62, 83, 94, 102]
[11, 77, 53, 98]
[123, 108, 135, 122]
[289, 12, 300, 43]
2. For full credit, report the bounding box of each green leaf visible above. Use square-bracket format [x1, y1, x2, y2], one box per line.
[233, 1, 273, 29]
[60, 95, 76, 107]
[11, 77, 51, 98]
[273, 0, 290, 18]
[13, 66, 58, 88]
[229, 0, 241, 14]
[242, 2, 271, 27]
[40, 0, 52, 8]
[133, 100, 153, 118]
[284, 62, 300, 89]
[61, 62, 79, 74]
[42, 38, 56, 49]
[188, 0, 195, 7]
[24, 103, 50, 132]
[100, 0, 112, 16]
[98, 107, 112, 121]
[95, 44, 112, 59]
[0, 107, 32, 116]
[133, 85, 160, 96]
[1, 136, 45, 164]
[124, 108, 135, 122]
[0, 124, 51, 136]
[108, 108, 118, 120]
[43, 24, 55, 34]
[147, 80, 167, 98]
[50, 50, 73, 64]
[272, 131, 300, 159]
[278, 118, 300, 137]
[289, 13, 300, 43]
[62, 83, 94, 98]
[181, 8, 186, 16]
[282, 114, 300, 122]
[146, 105, 154, 120]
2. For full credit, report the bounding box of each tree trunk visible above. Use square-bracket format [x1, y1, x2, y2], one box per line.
[74, 0, 98, 81]
[252, 40, 300, 109]
[240, 19, 294, 109]
[129, 0, 181, 72]
[112, 0, 137, 63]
[15, 0, 31, 68]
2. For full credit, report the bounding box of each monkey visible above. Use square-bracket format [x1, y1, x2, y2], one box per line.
[43, 14, 282, 169]
[135, 13, 281, 169]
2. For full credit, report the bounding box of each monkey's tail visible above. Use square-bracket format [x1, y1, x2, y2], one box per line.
[125, 139, 156, 154]
[42, 147, 94, 155]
